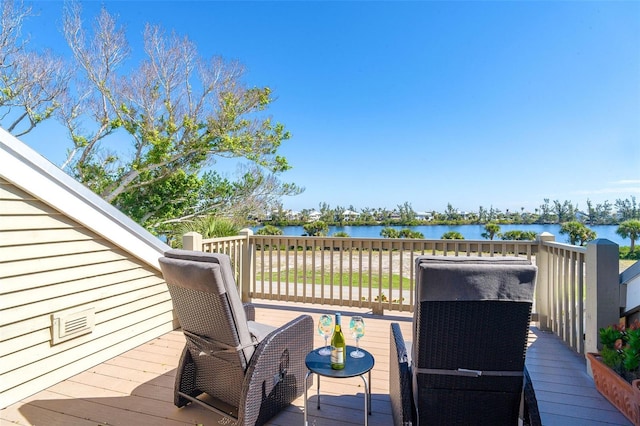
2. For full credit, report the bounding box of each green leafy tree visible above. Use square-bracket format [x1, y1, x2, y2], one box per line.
[303, 220, 328, 236]
[359, 207, 374, 222]
[586, 199, 613, 225]
[441, 231, 464, 240]
[380, 227, 399, 238]
[487, 206, 500, 222]
[477, 206, 488, 223]
[318, 202, 333, 223]
[397, 202, 417, 222]
[444, 203, 460, 221]
[553, 200, 577, 224]
[617, 220, 640, 252]
[256, 225, 283, 235]
[481, 223, 501, 240]
[616, 197, 640, 221]
[538, 199, 553, 223]
[44, 3, 301, 233]
[559, 221, 596, 246]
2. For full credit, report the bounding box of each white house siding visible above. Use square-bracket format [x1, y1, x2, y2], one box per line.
[0, 178, 175, 408]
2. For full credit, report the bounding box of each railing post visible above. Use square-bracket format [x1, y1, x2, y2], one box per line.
[585, 239, 620, 356]
[536, 232, 555, 331]
[239, 228, 254, 303]
[182, 232, 203, 251]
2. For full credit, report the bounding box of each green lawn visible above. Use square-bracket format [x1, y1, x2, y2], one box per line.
[256, 270, 411, 291]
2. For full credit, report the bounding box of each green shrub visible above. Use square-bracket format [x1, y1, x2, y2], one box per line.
[619, 246, 640, 260]
[256, 225, 283, 235]
[441, 231, 464, 240]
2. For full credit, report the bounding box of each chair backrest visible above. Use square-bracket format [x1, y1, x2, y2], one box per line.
[412, 255, 537, 424]
[159, 249, 256, 367]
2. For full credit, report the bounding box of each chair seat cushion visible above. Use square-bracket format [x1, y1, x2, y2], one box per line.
[248, 321, 277, 343]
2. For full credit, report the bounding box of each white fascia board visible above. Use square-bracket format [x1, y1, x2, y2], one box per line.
[0, 127, 170, 269]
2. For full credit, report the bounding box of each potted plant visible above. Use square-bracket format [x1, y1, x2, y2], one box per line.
[587, 320, 640, 425]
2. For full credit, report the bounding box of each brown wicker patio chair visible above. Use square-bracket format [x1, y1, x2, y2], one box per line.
[159, 249, 313, 425]
[389, 255, 541, 425]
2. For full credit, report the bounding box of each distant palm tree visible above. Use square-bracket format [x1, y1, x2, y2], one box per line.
[559, 221, 596, 246]
[617, 220, 640, 252]
[481, 223, 501, 240]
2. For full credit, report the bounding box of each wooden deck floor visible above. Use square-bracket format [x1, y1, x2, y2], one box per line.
[1, 300, 633, 426]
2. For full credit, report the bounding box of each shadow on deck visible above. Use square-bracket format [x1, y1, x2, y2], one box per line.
[1, 301, 632, 426]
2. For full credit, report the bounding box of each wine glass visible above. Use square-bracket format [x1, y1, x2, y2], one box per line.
[317, 314, 333, 355]
[349, 316, 365, 358]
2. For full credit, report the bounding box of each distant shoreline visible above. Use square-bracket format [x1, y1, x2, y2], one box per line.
[252, 223, 629, 246]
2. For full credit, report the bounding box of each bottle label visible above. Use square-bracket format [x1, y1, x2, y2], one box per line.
[331, 347, 344, 365]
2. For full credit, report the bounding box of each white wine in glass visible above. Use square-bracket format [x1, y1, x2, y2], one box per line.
[349, 316, 365, 358]
[317, 314, 333, 355]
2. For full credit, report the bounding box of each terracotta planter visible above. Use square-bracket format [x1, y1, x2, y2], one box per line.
[587, 352, 640, 425]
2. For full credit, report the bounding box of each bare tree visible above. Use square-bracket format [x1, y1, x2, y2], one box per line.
[57, 3, 299, 230]
[0, 0, 70, 136]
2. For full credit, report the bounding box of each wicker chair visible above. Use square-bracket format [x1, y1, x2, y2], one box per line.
[389, 256, 541, 425]
[159, 249, 313, 425]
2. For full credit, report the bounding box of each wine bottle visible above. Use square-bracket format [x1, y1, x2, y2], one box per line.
[330, 312, 346, 370]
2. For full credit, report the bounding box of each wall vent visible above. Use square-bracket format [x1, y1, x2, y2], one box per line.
[51, 307, 96, 345]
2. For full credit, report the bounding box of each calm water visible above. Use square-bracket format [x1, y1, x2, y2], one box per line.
[253, 224, 628, 246]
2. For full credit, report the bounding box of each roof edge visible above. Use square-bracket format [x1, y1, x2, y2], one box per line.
[0, 127, 170, 269]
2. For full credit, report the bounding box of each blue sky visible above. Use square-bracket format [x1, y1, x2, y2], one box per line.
[18, 1, 640, 214]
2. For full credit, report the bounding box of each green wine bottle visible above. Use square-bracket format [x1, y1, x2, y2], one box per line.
[330, 313, 346, 370]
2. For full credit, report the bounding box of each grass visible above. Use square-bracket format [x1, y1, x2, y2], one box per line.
[256, 269, 411, 291]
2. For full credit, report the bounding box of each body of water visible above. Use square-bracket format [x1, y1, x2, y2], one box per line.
[253, 224, 628, 246]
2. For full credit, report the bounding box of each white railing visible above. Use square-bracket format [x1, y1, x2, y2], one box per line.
[536, 236, 587, 353]
[184, 231, 624, 355]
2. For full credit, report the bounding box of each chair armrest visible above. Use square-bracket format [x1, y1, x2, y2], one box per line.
[523, 366, 541, 426]
[390, 322, 414, 426]
[238, 314, 313, 426]
[243, 303, 256, 321]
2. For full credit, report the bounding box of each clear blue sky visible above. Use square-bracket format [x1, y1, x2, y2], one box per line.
[18, 1, 640, 214]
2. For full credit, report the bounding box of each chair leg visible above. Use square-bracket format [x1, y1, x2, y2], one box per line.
[174, 345, 199, 408]
[523, 367, 541, 426]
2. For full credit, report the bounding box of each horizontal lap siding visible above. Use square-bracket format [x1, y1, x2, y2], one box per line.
[0, 179, 175, 408]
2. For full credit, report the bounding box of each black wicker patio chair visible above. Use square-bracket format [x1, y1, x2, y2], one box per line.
[389, 255, 541, 425]
[159, 249, 313, 425]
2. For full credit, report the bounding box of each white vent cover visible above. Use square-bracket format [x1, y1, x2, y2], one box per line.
[51, 307, 96, 345]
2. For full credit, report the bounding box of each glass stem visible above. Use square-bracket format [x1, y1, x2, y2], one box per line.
[356, 337, 360, 352]
[325, 336, 328, 349]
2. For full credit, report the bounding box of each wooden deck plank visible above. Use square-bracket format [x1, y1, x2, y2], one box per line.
[0, 301, 633, 425]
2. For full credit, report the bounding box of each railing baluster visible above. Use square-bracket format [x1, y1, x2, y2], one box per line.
[577, 252, 585, 354]
[197, 234, 592, 355]
[357, 240, 363, 308]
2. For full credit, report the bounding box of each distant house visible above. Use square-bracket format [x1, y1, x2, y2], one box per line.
[416, 211, 433, 221]
[308, 210, 321, 222]
[285, 210, 300, 221]
[342, 209, 360, 221]
[0, 128, 173, 409]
